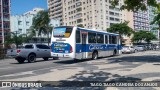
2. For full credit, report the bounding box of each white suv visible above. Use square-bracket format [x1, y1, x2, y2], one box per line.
[122, 46, 136, 53]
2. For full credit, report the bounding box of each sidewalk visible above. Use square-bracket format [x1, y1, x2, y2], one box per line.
[2, 60, 160, 90]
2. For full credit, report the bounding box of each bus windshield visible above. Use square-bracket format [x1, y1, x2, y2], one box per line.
[53, 27, 73, 38]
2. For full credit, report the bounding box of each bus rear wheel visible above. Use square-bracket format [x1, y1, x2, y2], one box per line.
[113, 50, 117, 56]
[92, 52, 98, 60]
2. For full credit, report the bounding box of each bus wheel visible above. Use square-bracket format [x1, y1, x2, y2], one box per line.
[92, 52, 98, 60]
[113, 50, 117, 56]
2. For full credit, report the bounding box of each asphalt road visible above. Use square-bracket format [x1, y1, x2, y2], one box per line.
[0, 57, 70, 77]
[0, 50, 160, 80]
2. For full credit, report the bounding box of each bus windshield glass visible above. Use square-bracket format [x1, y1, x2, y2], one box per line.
[53, 27, 73, 38]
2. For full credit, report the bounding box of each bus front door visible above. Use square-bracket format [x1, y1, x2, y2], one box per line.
[82, 34, 87, 59]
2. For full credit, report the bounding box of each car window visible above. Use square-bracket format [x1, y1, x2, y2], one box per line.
[25, 45, 33, 49]
[36, 45, 50, 49]
[42, 45, 50, 49]
[36, 45, 42, 49]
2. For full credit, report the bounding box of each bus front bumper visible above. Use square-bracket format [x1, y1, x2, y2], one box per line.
[51, 52, 74, 58]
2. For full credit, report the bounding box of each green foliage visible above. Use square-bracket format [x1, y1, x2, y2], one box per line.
[31, 10, 53, 46]
[132, 31, 156, 43]
[4, 33, 29, 48]
[77, 24, 84, 28]
[32, 10, 50, 36]
[107, 21, 133, 36]
[111, 0, 158, 11]
[150, 3, 160, 27]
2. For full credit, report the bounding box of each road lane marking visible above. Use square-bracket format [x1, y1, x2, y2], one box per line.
[0, 71, 34, 77]
[0, 67, 12, 70]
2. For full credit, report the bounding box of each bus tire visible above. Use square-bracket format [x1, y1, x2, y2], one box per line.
[74, 58, 79, 62]
[92, 51, 98, 60]
[113, 49, 117, 56]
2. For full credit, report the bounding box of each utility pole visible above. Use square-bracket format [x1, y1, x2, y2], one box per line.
[1, 0, 4, 48]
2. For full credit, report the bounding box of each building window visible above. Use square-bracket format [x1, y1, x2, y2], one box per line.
[110, 17, 114, 21]
[76, 7, 82, 12]
[77, 19, 83, 23]
[18, 29, 22, 33]
[18, 21, 22, 25]
[26, 22, 29, 26]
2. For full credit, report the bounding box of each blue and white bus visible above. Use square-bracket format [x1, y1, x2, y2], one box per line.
[51, 26, 122, 60]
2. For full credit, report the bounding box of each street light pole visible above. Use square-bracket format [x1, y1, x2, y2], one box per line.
[1, 0, 4, 48]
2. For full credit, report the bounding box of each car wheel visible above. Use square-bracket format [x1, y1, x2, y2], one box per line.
[92, 51, 98, 60]
[43, 57, 49, 61]
[17, 59, 25, 64]
[135, 50, 138, 53]
[28, 54, 36, 63]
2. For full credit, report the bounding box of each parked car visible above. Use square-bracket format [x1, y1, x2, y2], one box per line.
[15, 44, 57, 63]
[134, 45, 145, 51]
[121, 46, 136, 53]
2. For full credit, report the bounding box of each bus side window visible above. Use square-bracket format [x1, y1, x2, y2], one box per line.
[112, 36, 117, 44]
[105, 35, 108, 44]
[88, 32, 96, 43]
[109, 35, 112, 44]
[76, 31, 81, 43]
[97, 34, 104, 44]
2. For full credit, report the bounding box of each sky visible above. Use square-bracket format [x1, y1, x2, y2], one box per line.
[11, 0, 48, 15]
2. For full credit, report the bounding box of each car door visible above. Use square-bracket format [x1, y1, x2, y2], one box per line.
[36, 44, 44, 58]
[130, 46, 134, 52]
[41, 45, 51, 57]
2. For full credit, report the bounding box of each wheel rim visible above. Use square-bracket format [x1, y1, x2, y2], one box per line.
[29, 55, 35, 62]
[93, 53, 97, 59]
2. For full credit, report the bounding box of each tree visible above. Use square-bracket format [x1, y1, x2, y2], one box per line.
[32, 10, 52, 46]
[111, 0, 158, 11]
[145, 32, 157, 43]
[107, 21, 133, 36]
[150, 3, 160, 47]
[132, 31, 156, 43]
[77, 24, 84, 28]
[5, 33, 29, 48]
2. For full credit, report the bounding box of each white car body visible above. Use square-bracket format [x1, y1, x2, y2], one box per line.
[122, 46, 136, 53]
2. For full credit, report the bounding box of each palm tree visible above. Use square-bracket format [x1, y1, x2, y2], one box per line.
[32, 10, 52, 46]
[5, 32, 29, 48]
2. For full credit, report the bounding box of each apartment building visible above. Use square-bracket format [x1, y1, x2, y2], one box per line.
[0, 0, 10, 47]
[48, 0, 124, 30]
[133, 11, 149, 31]
[11, 8, 60, 44]
[11, 8, 44, 36]
[48, 0, 63, 25]
[62, 0, 124, 31]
